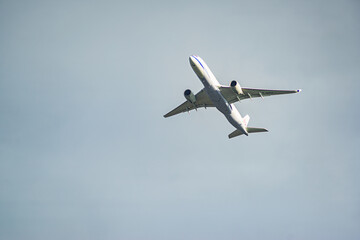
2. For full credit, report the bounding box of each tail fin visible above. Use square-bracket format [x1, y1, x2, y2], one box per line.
[228, 127, 268, 139]
[243, 115, 250, 127]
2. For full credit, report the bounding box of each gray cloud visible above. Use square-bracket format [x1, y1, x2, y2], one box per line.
[1, 0, 359, 239]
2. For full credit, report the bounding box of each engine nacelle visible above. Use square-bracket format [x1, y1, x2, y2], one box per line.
[184, 89, 196, 103]
[230, 80, 243, 95]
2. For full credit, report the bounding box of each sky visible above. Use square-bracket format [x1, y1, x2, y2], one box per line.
[0, 0, 360, 239]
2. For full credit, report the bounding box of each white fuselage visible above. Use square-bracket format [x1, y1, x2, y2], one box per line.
[189, 55, 248, 136]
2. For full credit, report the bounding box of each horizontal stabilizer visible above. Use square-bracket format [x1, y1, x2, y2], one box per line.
[247, 127, 268, 134]
[228, 127, 268, 139]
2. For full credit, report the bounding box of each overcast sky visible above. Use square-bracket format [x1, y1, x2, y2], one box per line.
[1, 0, 360, 239]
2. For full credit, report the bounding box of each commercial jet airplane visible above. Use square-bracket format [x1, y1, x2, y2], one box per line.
[164, 55, 301, 138]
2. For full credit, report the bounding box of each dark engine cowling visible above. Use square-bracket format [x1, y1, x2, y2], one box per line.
[184, 89, 196, 103]
[230, 80, 243, 95]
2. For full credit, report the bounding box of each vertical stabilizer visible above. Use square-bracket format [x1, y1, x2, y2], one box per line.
[243, 115, 250, 127]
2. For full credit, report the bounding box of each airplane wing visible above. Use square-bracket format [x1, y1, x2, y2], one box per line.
[164, 88, 214, 118]
[219, 86, 301, 104]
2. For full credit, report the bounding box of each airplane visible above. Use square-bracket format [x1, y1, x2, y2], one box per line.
[164, 55, 301, 138]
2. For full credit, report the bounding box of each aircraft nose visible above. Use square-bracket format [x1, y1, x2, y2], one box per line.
[189, 56, 196, 66]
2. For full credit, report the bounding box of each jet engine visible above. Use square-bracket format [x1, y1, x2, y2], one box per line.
[230, 80, 243, 95]
[184, 89, 196, 103]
